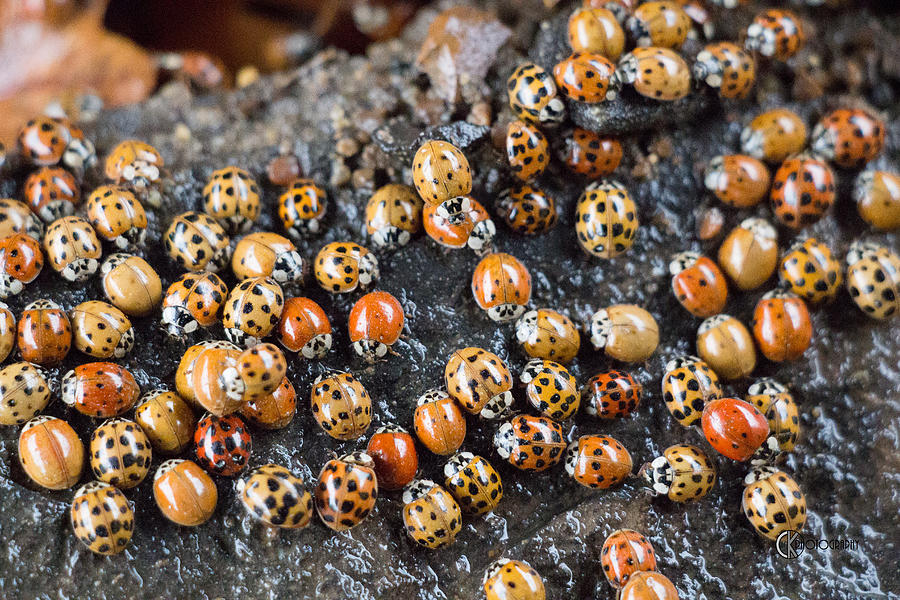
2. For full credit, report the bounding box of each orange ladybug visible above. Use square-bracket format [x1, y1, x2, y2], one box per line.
[745, 9, 805, 61]
[365, 183, 423, 248]
[153, 459, 218, 526]
[497, 185, 557, 236]
[740, 109, 807, 163]
[693, 42, 756, 99]
[626, 1, 691, 49]
[310, 371, 372, 440]
[277, 297, 332, 359]
[565, 434, 632, 488]
[620, 572, 680, 600]
[565, 129, 622, 177]
[348, 291, 404, 361]
[279, 178, 327, 238]
[702, 397, 769, 461]
[414, 390, 466, 456]
[506, 121, 550, 181]
[854, 170, 900, 230]
[411, 140, 472, 222]
[160, 272, 228, 339]
[104, 140, 164, 204]
[611, 47, 691, 101]
[583, 369, 642, 419]
[770, 156, 836, 229]
[507, 63, 566, 125]
[669, 252, 728, 318]
[717, 218, 778, 291]
[0, 198, 43, 240]
[553, 53, 616, 102]
[494, 414, 565, 472]
[568, 7, 626, 59]
[471, 252, 532, 322]
[444, 347, 513, 419]
[704, 155, 770, 208]
[367, 424, 418, 491]
[85, 185, 148, 251]
[24, 166, 80, 223]
[17, 299, 71, 366]
[0, 233, 43, 298]
[600, 529, 658, 588]
[423, 199, 496, 252]
[751, 290, 812, 362]
[315, 451, 378, 531]
[17, 116, 96, 170]
[62, 362, 140, 418]
[515, 308, 581, 364]
[811, 108, 885, 169]
[483, 559, 546, 600]
[202, 166, 261, 233]
[231, 232, 304, 284]
[240, 376, 296, 430]
[18, 415, 84, 490]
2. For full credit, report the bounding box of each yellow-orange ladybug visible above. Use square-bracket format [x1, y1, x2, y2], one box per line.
[278, 178, 327, 239]
[412, 140, 473, 223]
[24, 166, 80, 223]
[70, 300, 134, 359]
[222, 276, 284, 347]
[740, 108, 807, 163]
[104, 140, 164, 199]
[568, 7, 626, 59]
[640, 444, 716, 502]
[175, 340, 240, 406]
[100, 253, 163, 317]
[0, 198, 43, 240]
[611, 47, 690, 101]
[506, 121, 550, 181]
[43, 216, 101, 282]
[153, 459, 218, 526]
[313, 241, 379, 293]
[694, 42, 756, 99]
[232, 232, 305, 284]
[521, 359, 581, 420]
[471, 252, 532, 322]
[515, 308, 581, 364]
[0, 362, 52, 426]
[365, 183, 423, 248]
[445, 347, 514, 419]
[589, 304, 659, 363]
[310, 370, 372, 440]
[483, 559, 546, 600]
[89, 417, 152, 489]
[778, 237, 843, 305]
[202, 166, 261, 233]
[507, 63, 566, 125]
[626, 1, 691, 49]
[161, 272, 228, 339]
[745, 9, 805, 62]
[854, 170, 900, 230]
[401, 479, 462, 549]
[697, 314, 756, 380]
[237, 464, 313, 529]
[742, 466, 806, 541]
[164, 211, 232, 272]
[19, 415, 84, 490]
[575, 181, 639, 258]
[565, 434, 632, 489]
[85, 185, 148, 251]
[0, 302, 14, 363]
[70, 481, 134, 555]
[135, 389, 196, 455]
[717, 218, 778, 291]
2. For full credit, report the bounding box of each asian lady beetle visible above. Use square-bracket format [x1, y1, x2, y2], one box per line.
[240, 376, 296, 430]
[496, 185, 557, 236]
[520, 359, 581, 420]
[704, 154, 770, 208]
[471, 252, 532, 322]
[401, 479, 462, 549]
[278, 178, 327, 238]
[697, 314, 756, 380]
[277, 297, 332, 359]
[811, 108, 884, 169]
[745, 9, 805, 61]
[589, 304, 659, 363]
[0, 198, 43, 240]
[135, 389, 196, 455]
[611, 47, 690, 101]
[315, 451, 378, 531]
[70, 300, 133, 359]
[89, 418, 152, 488]
[237, 464, 313, 529]
[43, 216, 101, 281]
[310, 370, 372, 440]
[153, 459, 218, 526]
[640, 444, 716, 502]
[161, 272, 228, 339]
[600, 529, 657, 588]
[365, 183, 423, 248]
[620, 572, 679, 600]
[0, 362, 52, 426]
[18, 415, 84, 490]
[693, 42, 756, 99]
[219, 342, 286, 402]
[443, 452, 503, 516]
[175, 340, 239, 407]
[662, 355, 722, 428]
[506, 121, 550, 181]
[627, 1, 690, 49]
[222, 276, 284, 346]
[164, 211, 232, 272]
[854, 170, 900, 230]
[740, 109, 807, 163]
[232, 232, 305, 284]
[568, 7, 626, 59]
[0, 232, 44, 298]
[583, 369, 642, 419]
[702, 397, 769, 461]
[85, 186, 147, 250]
[575, 181, 638, 258]
[742, 467, 806, 541]
[194, 413, 252, 477]
[100, 253, 163, 317]
[367, 424, 418, 491]
[770, 156, 836, 228]
[507, 63, 566, 124]
[445, 347, 514, 419]
[494, 414, 565, 472]
[17, 299, 71, 366]
[349, 291, 404, 361]
[18, 116, 96, 170]
[746, 378, 799, 454]
[483, 559, 546, 600]
[105, 140, 164, 205]
[553, 53, 616, 102]
[778, 237, 843, 305]
[190, 342, 244, 416]
[412, 140, 473, 223]
[515, 308, 581, 364]
[24, 166, 80, 222]
[414, 390, 466, 455]
[565, 129, 622, 178]
[313, 241, 379, 293]
[423, 200, 496, 252]
[717, 218, 778, 291]
[70, 481, 134, 555]
[0, 303, 12, 362]
[751, 290, 812, 362]
[202, 166, 261, 233]
[669, 251, 728, 318]
[62, 362, 140, 418]
[845, 241, 900, 319]
[565, 434, 632, 488]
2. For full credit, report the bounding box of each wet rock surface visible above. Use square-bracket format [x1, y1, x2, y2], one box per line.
[0, 1, 898, 599]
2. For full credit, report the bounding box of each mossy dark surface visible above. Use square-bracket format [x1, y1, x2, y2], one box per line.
[0, 2, 898, 599]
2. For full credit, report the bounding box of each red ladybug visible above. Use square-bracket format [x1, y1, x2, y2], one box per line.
[194, 413, 252, 477]
[669, 252, 728, 318]
[770, 157, 836, 229]
[751, 290, 812, 362]
[0, 233, 44, 298]
[348, 291, 404, 361]
[62, 362, 140, 418]
[701, 397, 769, 461]
[366, 424, 418, 491]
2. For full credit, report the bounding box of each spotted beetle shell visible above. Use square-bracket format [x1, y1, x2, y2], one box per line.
[600, 529, 657, 588]
[315, 452, 378, 531]
[237, 464, 313, 529]
[520, 359, 580, 421]
[443, 452, 503, 516]
[310, 371, 372, 440]
[89, 418, 152, 488]
[742, 467, 806, 541]
[0, 362, 52, 426]
[575, 181, 638, 258]
[662, 355, 722, 428]
[565, 434, 632, 488]
[483, 559, 546, 600]
[494, 414, 565, 472]
[70, 481, 134, 555]
[401, 479, 462, 549]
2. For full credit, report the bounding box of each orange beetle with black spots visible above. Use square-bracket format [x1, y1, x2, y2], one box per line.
[240, 376, 296, 430]
[62, 362, 140, 418]
[497, 185, 557, 236]
[423, 199, 495, 252]
[694, 42, 756, 99]
[18, 116, 95, 170]
[770, 156, 836, 229]
[575, 181, 639, 258]
[553, 53, 616, 102]
[565, 434, 633, 488]
[411, 140, 473, 222]
[745, 9, 805, 61]
[751, 290, 812, 362]
[202, 166, 261, 233]
[779, 237, 843, 305]
[279, 178, 327, 238]
[315, 451, 378, 531]
[0, 198, 43, 240]
[445, 347, 513, 419]
[278, 297, 332, 358]
[506, 121, 550, 181]
[627, 1, 691, 49]
[811, 108, 885, 169]
[662, 355, 722, 428]
[86, 185, 148, 250]
[520, 359, 580, 421]
[365, 183, 423, 248]
[401, 479, 462, 549]
[483, 559, 546, 600]
[704, 155, 771, 208]
[640, 443, 717, 502]
[89, 417, 152, 489]
[669, 251, 728, 318]
[566, 129, 622, 178]
[507, 63, 566, 124]
[314, 241, 379, 293]
[222, 276, 284, 347]
[164, 211, 232, 273]
[17, 299, 71, 366]
[24, 166, 80, 223]
[583, 369, 642, 419]
[515, 308, 581, 364]
[600, 529, 658, 588]
[611, 47, 690, 101]
[310, 370, 372, 440]
[0, 233, 43, 298]
[194, 413, 252, 477]
[161, 272, 228, 339]
[494, 414, 565, 472]
[70, 481, 134, 555]
[237, 464, 313, 529]
[471, 252, 532, 322]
